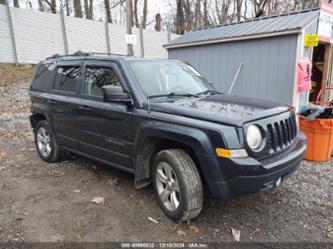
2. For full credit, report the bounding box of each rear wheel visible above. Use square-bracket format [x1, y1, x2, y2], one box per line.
[152, 149, 203, 221]
[34, 120, 61, 162]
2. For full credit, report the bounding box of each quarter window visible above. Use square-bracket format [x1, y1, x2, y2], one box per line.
[54, 66, 80, 92]
[83, 67, 121, 97]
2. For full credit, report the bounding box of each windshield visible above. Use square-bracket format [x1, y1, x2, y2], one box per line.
[129, 61, 215, 97]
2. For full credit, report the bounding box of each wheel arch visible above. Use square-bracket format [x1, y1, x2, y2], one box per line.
[133, 121, 215, 189]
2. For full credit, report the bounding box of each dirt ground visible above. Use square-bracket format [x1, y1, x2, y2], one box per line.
[0, 80, 332, 243]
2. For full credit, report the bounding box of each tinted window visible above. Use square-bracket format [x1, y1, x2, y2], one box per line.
[32, 63, 56, 91]
[54, 66, 80, 92]
[83, 67, 121, 97]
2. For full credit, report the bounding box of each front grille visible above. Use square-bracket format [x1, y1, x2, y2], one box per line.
[267, 115, 297, 153]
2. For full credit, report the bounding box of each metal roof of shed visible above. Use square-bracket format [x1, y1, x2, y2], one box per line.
[165, 8, 320, 49]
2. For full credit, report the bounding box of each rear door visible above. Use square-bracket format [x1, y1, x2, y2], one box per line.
[49, 61, 82, 149]
[76, 61, 134, 171]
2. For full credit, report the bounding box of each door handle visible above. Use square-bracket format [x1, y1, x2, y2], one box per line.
[47, 99, 57, 104]
[78, 105, 92, 111]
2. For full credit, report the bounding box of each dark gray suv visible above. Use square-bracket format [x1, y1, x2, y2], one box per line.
[30, 52, 307, 221]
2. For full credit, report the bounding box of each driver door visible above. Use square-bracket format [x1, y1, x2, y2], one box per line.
[76, 61, 134, 171]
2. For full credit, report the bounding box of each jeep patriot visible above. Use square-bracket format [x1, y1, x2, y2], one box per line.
[30, 52, 307, 221]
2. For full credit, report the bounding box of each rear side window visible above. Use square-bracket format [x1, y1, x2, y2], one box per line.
[83, 67, 121, 97]
[32, 63, 56, 91]
[54, 66, 80, 93]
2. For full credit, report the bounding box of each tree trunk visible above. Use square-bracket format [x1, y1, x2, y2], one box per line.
[104, 0, 112, 23]
[203, 0, 209, 26]
[84, 0, 89, 18]
[142, 0, 148, 28]
[65, 0, 70, 15]
[176, 0, 185, 34]
[38, 0, 44, 11]
[235, 0, 243, 22]
[13, 0, 19, 8]
[73, 0, 83, 17]
[126, 0, 133, 56]
[133, 0, 139, 27]
[154, 13, 161, 31]
[50, 0, 56, 13]
[89, 0, 93, 19]
[194, 0, 201, 28]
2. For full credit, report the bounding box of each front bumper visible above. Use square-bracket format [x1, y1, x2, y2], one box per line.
[204, 133, 306, 200]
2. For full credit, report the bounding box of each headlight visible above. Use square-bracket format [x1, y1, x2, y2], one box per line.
[246, 125, 263, 150]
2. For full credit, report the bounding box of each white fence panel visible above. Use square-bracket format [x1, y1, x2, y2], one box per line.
[108, 23, 127, 55]
[143, 29, 169, 58]
[11, 7, 64, 64]
[65, 16, 106, 54]
[0, 5, 179, 64]
[0, 5, 15, 63]
[132, 28, 142, 57]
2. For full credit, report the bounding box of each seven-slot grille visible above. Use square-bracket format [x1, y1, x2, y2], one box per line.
[267, 114, 297, 153]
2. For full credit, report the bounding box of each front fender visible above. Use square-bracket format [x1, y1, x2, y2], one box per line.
[133, 120, 226, 189]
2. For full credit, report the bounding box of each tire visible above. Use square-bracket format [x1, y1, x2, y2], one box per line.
[152, 149, 203, 221]
[34, 120, 61, 162]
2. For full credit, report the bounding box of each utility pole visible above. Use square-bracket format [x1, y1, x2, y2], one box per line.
[126, 0, 133, 56]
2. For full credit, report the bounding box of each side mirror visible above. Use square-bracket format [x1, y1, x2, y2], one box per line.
[102, 85, 132, 104]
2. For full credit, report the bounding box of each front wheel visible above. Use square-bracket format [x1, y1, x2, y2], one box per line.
[152, 149, 203, 221]
[34, 120, 61, 162]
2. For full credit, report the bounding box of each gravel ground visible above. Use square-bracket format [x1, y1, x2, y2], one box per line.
[0, 80, 332, 242]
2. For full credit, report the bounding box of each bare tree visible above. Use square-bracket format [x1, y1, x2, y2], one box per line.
[13, 0, 19, 7]
[194, 0, 201, 27]
[64, 0, 70, 15]
[44, 0, 57, 13]
[154, 13, 162, 31]
[73, 0, 83, 17]
[126, 0, 133, 55]
[215, 0, 232, 24]
[203, 0, 210, 26]
[133, 0, 139, 27]
[84, 0, 93, 19]
[104, 0, 112, 23]
[38, 0, 45, 11]
[234, 0, 243, 21]
[176, 0, 185, 34]
[142, 0, 148, 28]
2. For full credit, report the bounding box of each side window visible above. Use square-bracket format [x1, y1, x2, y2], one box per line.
[54, 66, 80, 93]
[83, 67, 122, 97]
[32, 63, 56, 91]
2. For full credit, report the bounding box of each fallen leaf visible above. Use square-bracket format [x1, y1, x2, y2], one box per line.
[91, 197, 106, 205]
[54, 171, 65, 177]
[148, 216, 159, 224]
[176, 228, 186, 237]
[188, 224, 200, 234]
[73, 189, 80, 193]
[230, 227, 241, 241]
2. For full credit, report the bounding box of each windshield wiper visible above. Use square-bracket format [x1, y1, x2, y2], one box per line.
[196, 89, 221, 96]
[146, 92, 199, 113]
[148, 92, 199, 100]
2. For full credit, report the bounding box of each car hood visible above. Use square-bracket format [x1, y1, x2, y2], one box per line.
[149, 94, 292, 126]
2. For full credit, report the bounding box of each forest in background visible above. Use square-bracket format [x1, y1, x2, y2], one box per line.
[0, 0, 332, 33]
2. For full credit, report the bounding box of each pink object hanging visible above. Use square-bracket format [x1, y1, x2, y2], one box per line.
[297, 58, 312, 92]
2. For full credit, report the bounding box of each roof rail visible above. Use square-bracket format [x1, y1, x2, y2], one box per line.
[46, 51, 127, 60]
